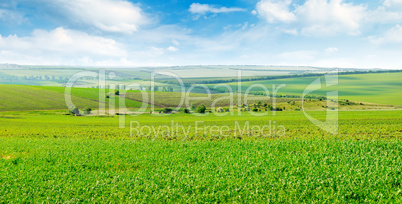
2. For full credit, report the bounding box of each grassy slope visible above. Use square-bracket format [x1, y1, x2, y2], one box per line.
[222, 72, 402, 105]
[0, 85, 144, 112]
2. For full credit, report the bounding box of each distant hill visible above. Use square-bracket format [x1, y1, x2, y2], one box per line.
[0, 85, 144, 112]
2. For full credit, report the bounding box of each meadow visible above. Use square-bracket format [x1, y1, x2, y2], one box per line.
[1, 70, 401, 203]
[0, 110, 401, 202]
[218, 72, 402, 105]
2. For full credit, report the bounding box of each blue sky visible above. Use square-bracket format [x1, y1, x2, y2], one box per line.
[0, 0, 402, 68]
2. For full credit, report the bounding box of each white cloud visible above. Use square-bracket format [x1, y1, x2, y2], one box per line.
[256, 0, 367, 36]
[50, 0, 148, 34]
[325, 47, 338, 53]
[189, 3, 245, 15]
[0, 27, 127, 65]
[295, 0, 366, 36]
[0, 8, 25, 24]
[256, 0, 296, 23]
[277, 50, 316, 61]
[167, 46, 179, 52]
[368, 24, 402, 44]
[384, 0, 402, 9]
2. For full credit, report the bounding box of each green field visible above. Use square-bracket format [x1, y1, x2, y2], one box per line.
[0, 110, 401, 202]
[0, 85, 145, 112]
[219, 72, 402, 105]
[1, 70, 402, 202]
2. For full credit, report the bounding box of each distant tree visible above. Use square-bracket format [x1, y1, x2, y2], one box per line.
[162, 108, 173, 113]
[115, 90, 120, 95]
[69, 106, 80, 116]
[196, 105, 206, 114]
[84, 108, 92, 115]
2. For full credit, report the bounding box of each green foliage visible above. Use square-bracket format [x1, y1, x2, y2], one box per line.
[68, 106, 80, 115]
[196, 105, 206, 113]
[83, 107, 92, 114]
[162, 108, 173, 113]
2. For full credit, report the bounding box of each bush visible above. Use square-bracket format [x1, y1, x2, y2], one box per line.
[162, 108, 173, 113]
[183, 108, 190, 114]
[196, 105, 206, 114]
[252, 108, 259, 112]
[68, 106, 80, 116]
[84, 108, 92, 114]
[115, 90, 120, 95]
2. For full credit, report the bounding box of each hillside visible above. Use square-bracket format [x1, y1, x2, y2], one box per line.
[0, 85, 144, 112]
[218, 72, 402, 106]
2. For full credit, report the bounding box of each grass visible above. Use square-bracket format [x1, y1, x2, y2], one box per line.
[1, 139, 402, 203]
[220, 72, 402, 105]
[0, 110, 401, 202]
[0, 85, 145, 112]
[1, 70, 401, 202]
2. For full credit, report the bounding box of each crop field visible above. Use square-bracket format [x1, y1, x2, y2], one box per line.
[214, 72, 402, 106]
[0, 110, 401, 202]
[0, 85, 145, 112]
[0, 70, 401, 203]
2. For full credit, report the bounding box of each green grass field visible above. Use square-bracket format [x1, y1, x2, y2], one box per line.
[0, 85, 145, 112]
[220, 72, 402, 105]
[0, 110, 401, 202]
[1, 71, 402, 202]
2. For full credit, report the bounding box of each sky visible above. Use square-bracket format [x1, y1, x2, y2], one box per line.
[0, 0, 402, 68]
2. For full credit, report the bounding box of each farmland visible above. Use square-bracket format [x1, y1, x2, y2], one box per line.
[215, 72, 402, 105]
[0, 70, 402, 202]
[0, 110, 401, 202]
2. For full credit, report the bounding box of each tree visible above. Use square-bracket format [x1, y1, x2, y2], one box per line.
[84, 108, 92, 114]
[196, 105, 206, 114]
[69, 106, 80, 116]
[162, 108, 173, 113]
[115, 90, 120, 95]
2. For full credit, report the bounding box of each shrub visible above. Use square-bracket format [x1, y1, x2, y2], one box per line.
[162, 108, 173, 113]
[68, 106, 80, 116]
[196, 105, 206, 113]
[84, 108, 92, 114]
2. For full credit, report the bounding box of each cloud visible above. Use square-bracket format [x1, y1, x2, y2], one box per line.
[256, 0, 367, 36]
[256, 0, 296, 23]
[384, 0, 402, 9]
[277, 50, 316, 62]
[295, 0, 366, 36]
[0, 27, 127, 65]
[0, 8, 25, 24]
[50, 0, 148, 34]
[167, 46, 179, 52]
[189, 3, 245, 15]
[325, 47, 338, 53]
[368, 24, 402, 44]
